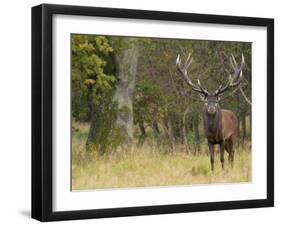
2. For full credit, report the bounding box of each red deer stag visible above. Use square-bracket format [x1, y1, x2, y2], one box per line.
[176, 53, 245, 171]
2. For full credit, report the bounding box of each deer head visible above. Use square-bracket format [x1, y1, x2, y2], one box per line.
[175, 53, 245, 116]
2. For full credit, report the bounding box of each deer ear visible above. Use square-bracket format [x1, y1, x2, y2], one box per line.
[199, 93, 207, 101]
[217, 95, 223, 102]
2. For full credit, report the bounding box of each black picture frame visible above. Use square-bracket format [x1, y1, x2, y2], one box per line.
[32, 3, 274, 222]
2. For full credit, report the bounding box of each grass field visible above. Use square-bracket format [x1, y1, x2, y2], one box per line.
[72, 123, 251, 190]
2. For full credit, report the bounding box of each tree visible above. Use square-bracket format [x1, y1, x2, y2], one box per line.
[111, 37, 139, 145]
[71, 35, 117, 153]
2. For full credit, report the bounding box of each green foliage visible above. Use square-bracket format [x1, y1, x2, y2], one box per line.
[186, 132, 205, 145]
[133, 78, 163, 125]
[71, 35, 115, 121]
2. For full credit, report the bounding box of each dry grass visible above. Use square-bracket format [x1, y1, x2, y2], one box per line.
[72, 123, 251, 190]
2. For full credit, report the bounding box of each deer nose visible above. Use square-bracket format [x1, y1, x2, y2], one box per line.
[208, 106, 216, 114]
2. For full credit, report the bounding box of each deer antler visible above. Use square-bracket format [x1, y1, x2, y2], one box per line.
[215, 54, 245, 96]
[176, 54, 209, 96]
[240, 87, 252, 105]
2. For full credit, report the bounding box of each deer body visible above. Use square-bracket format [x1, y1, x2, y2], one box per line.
[175, 52, 244, 171]
[203, 105, 238, 170]
[203, 108, 238, 144]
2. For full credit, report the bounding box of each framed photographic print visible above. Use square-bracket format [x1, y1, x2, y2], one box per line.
[31, 4, 274, 221]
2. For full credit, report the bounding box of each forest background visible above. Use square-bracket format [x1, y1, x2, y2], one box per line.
[71, 35, 251, 190]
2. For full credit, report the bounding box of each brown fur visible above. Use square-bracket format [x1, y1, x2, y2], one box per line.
[221, 109, 238, 141]
[203, 105, 238, 171]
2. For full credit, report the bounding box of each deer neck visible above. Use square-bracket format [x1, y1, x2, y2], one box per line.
[203, 108, 222, 134]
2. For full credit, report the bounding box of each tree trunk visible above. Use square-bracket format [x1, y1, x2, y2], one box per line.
[86, 86, 93, 122]
[174, 119, 181, 141]
[193, 118, 201, 154]
[189, 122, 193, 132]
[241, 114, 246, 146]
[182, 108, 189, 154]
[237, 117, 241, 147]
[165, 117, 175, 151]
[139, 121, 146, 138]
[112, 38, 138, 145]
[249, 112, 252, 140]
[86, 99, 107, 154]
[86, 38, 138, 153]
[152, 121, 160, 135]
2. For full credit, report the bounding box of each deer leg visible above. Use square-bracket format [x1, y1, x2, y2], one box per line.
[219, 141, 225, 170]
[225, 140, 230, 154]
[228, 138, 234, 168]
[225, 139, 231, 164]
[208, 142, 215, 171]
